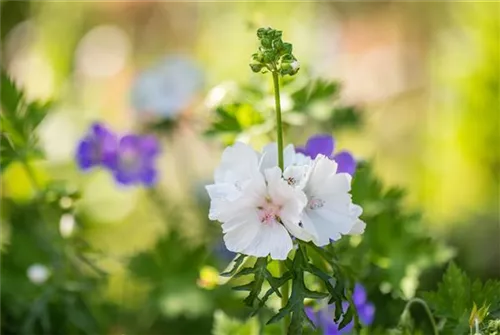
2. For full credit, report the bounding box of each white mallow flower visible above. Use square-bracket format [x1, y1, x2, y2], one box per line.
[206, 142, 365, 259]
[296, 155, 365, 246]
[206, 142, 309, 260]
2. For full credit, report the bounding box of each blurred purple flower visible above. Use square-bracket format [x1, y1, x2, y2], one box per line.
[76, 122, 117, 171]
[109, 134, 160, 187]
[131, 55, 204, 120]
[296, 134, 357, 175]
[305, 284, 375, 335]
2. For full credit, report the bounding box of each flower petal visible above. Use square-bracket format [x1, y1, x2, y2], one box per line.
[353, 283, 367, 305]
[75, 139, 95, 170]
[348, 219, 366, 235]
[222, 211, 261, 253]
[332, 151, 356, 176]
[140, 135, 160, 156]
[305, 134, 334, 158]
[242, 221, 293, 260]
[139, 166, 157, 187]
[215, 142, 260, 184]
[260, 143, 296, 171]
[359, 302, 375, 325]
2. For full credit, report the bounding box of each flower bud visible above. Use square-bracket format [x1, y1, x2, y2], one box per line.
[249, 63, 264, 73]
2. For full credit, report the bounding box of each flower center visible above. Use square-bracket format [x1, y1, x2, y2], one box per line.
[308, 198, 325, 210]
[120, 149, 141, 172]
[91, 140, 103, 164]
[257, 198, 282, 225]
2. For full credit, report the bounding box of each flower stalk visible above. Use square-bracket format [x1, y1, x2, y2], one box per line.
[400, 298, 439, 335]
[271, 70, 289, 334]
[250, 26, 301, 335]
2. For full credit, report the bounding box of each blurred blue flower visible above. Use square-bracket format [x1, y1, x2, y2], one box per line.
[305, 284, 375, 334]
[76, 122, 117, 171]
[109, 134, 160, 187]
[131, 55, 204, 120]
[296, 134, 357, 175]
[213, 239, 236, 265]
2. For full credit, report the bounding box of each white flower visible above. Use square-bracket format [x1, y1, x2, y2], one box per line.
[59, 213, 76, 238]
[206, 142, 365, 259]
[27, 264, 50, 285]
[291, 60, 300, 72]
[297, 155, 365, 246]
[206, 142, 308, 260]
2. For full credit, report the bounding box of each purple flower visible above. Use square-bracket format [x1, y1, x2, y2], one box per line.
[296, 134, 357, 175]
[109, 134, 160, 187]
[305, 284, 375, 334]
[76, 122, 117, 171]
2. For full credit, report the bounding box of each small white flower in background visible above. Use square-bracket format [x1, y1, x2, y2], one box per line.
[206, 142, 365, 260]
[131, 55, 204, 120]
[59, 213, 76, 238]
[27, 264, 50, 285]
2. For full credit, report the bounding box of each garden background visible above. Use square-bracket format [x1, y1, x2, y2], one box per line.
[1, 2, 499, 334]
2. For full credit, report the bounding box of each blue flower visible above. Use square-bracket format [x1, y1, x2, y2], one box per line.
[76, 122, 117, 171]
[305, 284, 375, 334]
[109, 134, 160, 187]
[296, 134, 357, 176]
[131, 55, 204, 120]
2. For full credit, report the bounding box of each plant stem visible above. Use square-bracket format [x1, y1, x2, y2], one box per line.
[402, 298, 439, 335]
[272, 71, 284, 171]
[271, 70, 289, 334]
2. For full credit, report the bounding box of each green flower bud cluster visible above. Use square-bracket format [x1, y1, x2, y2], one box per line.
[250, 27, 300, 76]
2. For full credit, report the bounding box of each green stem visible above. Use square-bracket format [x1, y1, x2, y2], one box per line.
[401, 298, 439, 335]
[271, 70, 289, 334]
[272, 71, 284, 171]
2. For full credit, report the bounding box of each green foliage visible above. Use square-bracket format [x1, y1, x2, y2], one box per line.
[334, 162, 454, 300]
[266, 245, 343, 334]
[205, 103, 265, 143]
[223, 243, 360, 335]
[291, 78, 339, 112]
[212, 310, 259, 335]
[205, 76, 362, 144]
[422, 263, 500, 334]
[1, 184, 108, 335]
[1, 70, 51, 170]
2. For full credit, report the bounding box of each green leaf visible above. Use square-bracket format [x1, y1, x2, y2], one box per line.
[422, 263, 500, 334]
[1, 69, 51, 170]
[291, 79, 339, 111]
[221, 254, 247, 277]
[1, 70, 24, 117]
[0, 132, 16, 172]
[205, 104, 264, 141]
[330, 106, 362, 130]
[266, 244, 338, 335]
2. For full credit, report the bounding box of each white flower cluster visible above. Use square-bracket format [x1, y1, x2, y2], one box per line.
[206, 142, 365, 260]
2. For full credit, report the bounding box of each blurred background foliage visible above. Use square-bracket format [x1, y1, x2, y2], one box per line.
[1, 1, 499, 334]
